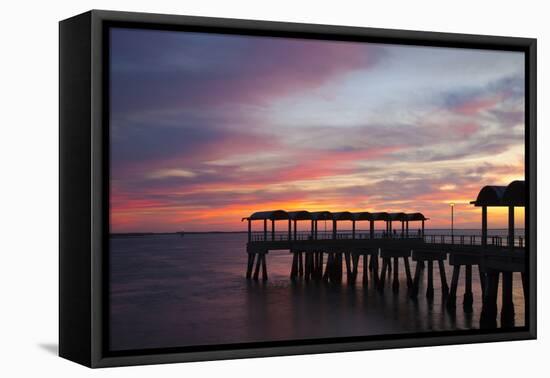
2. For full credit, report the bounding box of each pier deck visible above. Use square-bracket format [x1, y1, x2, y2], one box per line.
[242, 181, 526, 328]
[245, 232, 526, 329]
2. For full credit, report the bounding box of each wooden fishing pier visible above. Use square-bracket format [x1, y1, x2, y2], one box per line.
[242, 180, 527, 328]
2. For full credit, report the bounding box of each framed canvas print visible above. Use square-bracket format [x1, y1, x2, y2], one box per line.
[59, 10, 537, 368]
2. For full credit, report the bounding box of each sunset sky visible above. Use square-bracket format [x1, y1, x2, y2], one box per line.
[109, 28, 525, 233]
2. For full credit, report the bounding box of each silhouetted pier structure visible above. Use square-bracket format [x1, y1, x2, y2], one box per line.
[473, 180, 527, 328]
[242, 180, 526, 328]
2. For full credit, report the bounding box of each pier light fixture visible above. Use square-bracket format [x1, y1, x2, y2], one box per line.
[450, 203, 455, 244]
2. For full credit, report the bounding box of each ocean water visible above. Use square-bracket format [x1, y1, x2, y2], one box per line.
[109, 231, 526, 351]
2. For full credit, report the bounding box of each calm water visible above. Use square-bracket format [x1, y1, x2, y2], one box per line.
[109, 231, 525, 351]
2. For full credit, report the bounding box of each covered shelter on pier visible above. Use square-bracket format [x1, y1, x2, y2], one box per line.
[243, 209, 431, 242]
[471, 185, 506, 247]
[470, 180, 526, 328]
[352, 212, 374, 239]
[370, 212, 391, 236]
[310, 211, 333, 239]
[503, 180, 525, 247]
[470, 181, 525, 247]
[331, 211, 355, 239]
[389, 212, 407, 237]
[242, 210, 289, 242]
[503, 180, 526, 206]
[406, 212, 428, 237]
[287, 210, 312, 240]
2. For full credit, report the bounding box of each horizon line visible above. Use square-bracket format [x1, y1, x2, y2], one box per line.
[110, 227, 526, 235]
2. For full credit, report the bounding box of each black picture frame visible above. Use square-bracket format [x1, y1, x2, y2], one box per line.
[59, 9, 537, 368]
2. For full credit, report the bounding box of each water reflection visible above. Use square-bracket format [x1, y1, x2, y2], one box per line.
[110, 233, 525, 351]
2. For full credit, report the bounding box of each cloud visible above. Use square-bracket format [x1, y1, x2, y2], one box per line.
[110, 116, 280, 179]
[146, 169, 197, 179]
[441, 73, 524, 116]
[110, 28, 386, 117]
[108, 30, 525, 232]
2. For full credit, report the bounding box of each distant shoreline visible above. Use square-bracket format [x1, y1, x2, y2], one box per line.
[110, 228, 524, 238]
[110, 231, 248, 238]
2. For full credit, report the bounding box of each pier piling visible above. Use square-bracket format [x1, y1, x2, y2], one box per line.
[344, 253, 352, 281]
[261, 253, 268, 281]
[253, 253, 262, 280]
[404, 257, 413, 289]
[411, 250, 448, 301]
[246, 253, 256, 279]
[242, 195, 526, 329]
[447, 253, 482, 311]
[392, 257, 399, 292]
[410, 261, 422, 298]
[362, 254, 368, 287]
[480, 271, 500, 328]
[501, 272, 515, 327]
[447, 265, 461, 309]
[438, 260, 449, 297]
[463, 265, 473, 312]
[379, 258, 390, 290]
[290, 252, 298, 280]
[426, 260, 434, 299]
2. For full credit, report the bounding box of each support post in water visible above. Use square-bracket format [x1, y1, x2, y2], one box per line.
[480, 271, 499, 328]
[246, 253, 256, 279]
[261, 253, 268, 281]
[463, 265, 473, 312]
[404, 256, 413, 289]
[501, 272, 515, 327]
[344, 252, 352, 282]
[447, 265, 461, 309]
[410, 260, 422, 298]
[290, 251, 298, 280]
[438, 259, 449, 298]
[426, 260, 434, 300]
[392, 257, 399, 292]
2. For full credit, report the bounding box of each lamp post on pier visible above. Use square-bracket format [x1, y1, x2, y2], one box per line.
[450, 203, 455, 244]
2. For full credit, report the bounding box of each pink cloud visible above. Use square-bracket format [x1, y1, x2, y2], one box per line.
[455, 122, 480, 137]
[451, 95, 501, 115]
[276, 146, 403, 182]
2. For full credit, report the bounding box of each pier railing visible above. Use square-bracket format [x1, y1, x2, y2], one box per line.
[251, 231, 422, 242]
[249, 231, 525, 247]
[422, 234, 524, 248]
